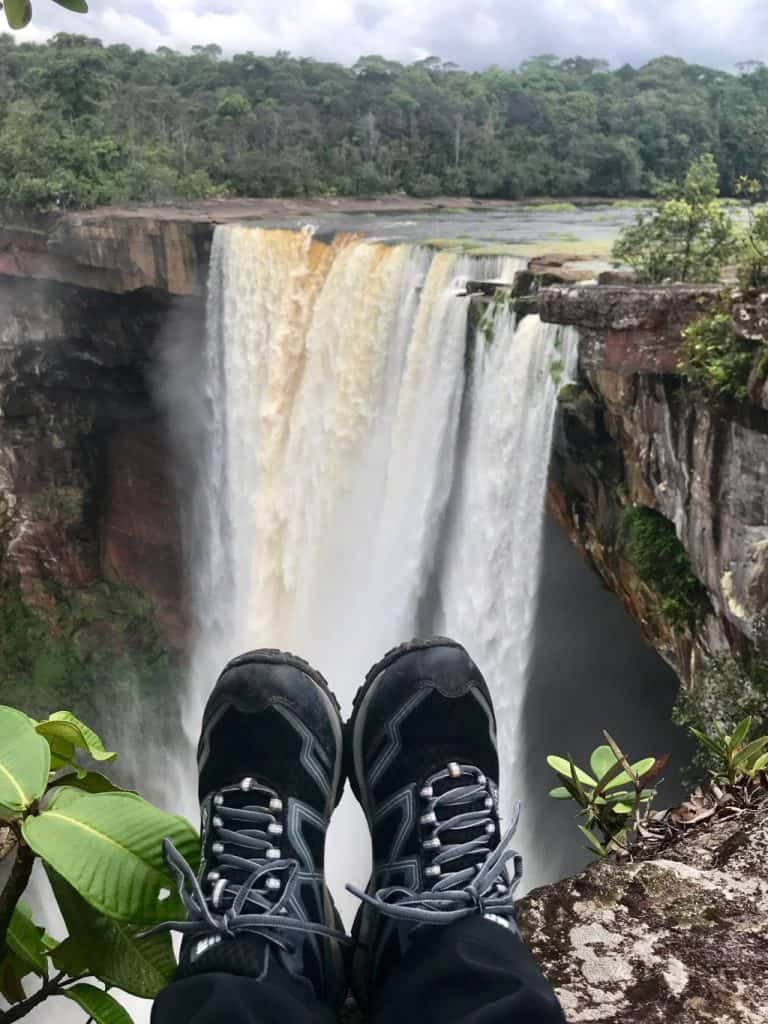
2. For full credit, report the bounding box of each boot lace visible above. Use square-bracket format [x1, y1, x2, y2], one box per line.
[347, 763, 522, 928]
[144, 778, 349, 953]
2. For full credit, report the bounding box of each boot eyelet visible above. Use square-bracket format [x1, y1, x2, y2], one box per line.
[420, 811, 437, 825]
[269, 798, 283, 812]
[213, 816, 223, 828]
[212, 842, 224, 855]
[419, 785, 434, 799]
[213, 794, 224, 807]
[240, 777, 254, 791]
[268, 823, 284, 836]
[207, 870, 220, 883]
[448, 762, 461, 778]
[266, 877, 281, 891]
[485, 822, 496, 835]
[484, 796, 494, 809]
[266, 847, 281, 860]
[425, 865, 441, 877]
[423, 837, 441, 850]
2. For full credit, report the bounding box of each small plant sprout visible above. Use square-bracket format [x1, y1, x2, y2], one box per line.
[547, 732, 668, 857]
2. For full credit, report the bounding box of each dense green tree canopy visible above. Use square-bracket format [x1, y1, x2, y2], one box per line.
[2, 35, 768, 211]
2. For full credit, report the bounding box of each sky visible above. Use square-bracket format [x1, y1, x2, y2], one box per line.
[15, 0, 768, 71]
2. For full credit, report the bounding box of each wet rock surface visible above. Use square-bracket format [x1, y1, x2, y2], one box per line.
[517, 798, 768, 1023]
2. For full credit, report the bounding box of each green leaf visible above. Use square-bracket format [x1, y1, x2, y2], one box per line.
[546, 755, 597, 787]
[601, 757, 658, 792]
[63, 983, 132, 1024]
[6, 901, 48, 975]
[728, 716, 752, 754]
[37, 712, 116, 764]
[47, 785, 91, 811]
[48, 870, 176, 998]
[689, 727, 725, 759]
[52, 0, 89, 10]
[749, 751, 768, 773]
[578, 825, 608, 856]
[0, 706, 51, 813]
[23, 792, 198, 925]
[50, 771, 128, 795]
[3, 0, 32, 30]
[589, 745, 617, 781]
[734, 735, 768, 769]
[611, 801, 633, 815]
[548, 786, 573, 800]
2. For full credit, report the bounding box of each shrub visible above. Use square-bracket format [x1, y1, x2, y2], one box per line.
[622, 506, 705, 626]
[0, 705, 196, 1022]
[680, 308, 758, 401]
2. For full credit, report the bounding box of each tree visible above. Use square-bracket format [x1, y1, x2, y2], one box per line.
[2, 0, 87, 30]
[612, 154, 738, 282]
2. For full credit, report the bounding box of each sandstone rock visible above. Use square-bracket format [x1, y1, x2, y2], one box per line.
[517, 799, 768, 1023]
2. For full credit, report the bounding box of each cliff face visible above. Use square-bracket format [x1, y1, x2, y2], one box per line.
[0, 268, 202, 721]
[540, 284, 768, 700]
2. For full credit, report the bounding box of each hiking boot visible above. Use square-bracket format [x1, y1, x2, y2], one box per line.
[154, 649, 348, 1008]
[346, 637, 523, 1009]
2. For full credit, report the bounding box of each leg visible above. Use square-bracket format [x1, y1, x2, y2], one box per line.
[347, 638, 565, 1024]
[151, 966, 335, 1024]
[151, 650, 348, 1024]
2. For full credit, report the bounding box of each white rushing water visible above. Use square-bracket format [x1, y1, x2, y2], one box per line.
[176, 225, 573, 919]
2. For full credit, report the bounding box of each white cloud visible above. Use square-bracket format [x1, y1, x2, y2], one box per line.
[12, 0, 768, 69]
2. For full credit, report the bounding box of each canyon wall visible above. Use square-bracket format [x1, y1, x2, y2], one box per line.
[540, 283, 768, 714]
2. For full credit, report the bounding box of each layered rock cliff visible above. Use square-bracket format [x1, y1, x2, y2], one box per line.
[540, 283, 768, 728]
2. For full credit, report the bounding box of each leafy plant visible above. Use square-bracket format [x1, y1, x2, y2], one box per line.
[688, 715, 768, 786]
[547, 733, 666, 857]
[1, 0, 87, 29]
[0, 704, 197, 1022]
[622, 506, 705, 627]
[680, 306, 758, 401]
[612, 154, 737, 282]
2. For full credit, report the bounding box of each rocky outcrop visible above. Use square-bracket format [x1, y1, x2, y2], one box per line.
[541, 283, 768, 689]
[517, 798, 768, 1023]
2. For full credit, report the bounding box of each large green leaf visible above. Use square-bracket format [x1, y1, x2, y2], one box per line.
[3, 0, 32, 30]
[50, 771, 129, 795]
[6, 901, 49, 975]
[49, 869, 176, 997]
[63, 983, 133, 1024]
[23, 792, 198, 924]
[52, 0, 89, 10]
[0, 706, 50, 814]
[37, 712, 116, 764]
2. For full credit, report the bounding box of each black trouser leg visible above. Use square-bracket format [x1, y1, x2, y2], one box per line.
[371, 917, 565, 1024]
[151, 964, 335, 1024]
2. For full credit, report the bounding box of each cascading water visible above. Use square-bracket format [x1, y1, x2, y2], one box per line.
[178, 225, 571, 919]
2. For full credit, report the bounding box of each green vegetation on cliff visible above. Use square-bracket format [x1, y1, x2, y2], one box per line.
[622, 506, 705, 627]
[4, 38, 768, 209]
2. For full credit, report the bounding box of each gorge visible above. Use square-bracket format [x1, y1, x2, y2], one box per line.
[1, 204, 766, 1021]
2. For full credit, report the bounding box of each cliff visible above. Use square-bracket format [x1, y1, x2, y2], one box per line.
[540, 284, 768, 718]
[0, 269, 202, 726]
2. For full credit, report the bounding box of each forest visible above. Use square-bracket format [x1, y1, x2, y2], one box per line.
[2, 33, 768, 210]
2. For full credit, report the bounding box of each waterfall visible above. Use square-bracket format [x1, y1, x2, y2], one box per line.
[178, 225, 571, 918]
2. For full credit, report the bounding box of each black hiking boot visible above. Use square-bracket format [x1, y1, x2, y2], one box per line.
[154, 649, 348, 1009]
[346, 637, 523, 1010]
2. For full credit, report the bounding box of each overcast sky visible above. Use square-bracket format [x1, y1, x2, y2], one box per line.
[16, 0, 768, 70]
